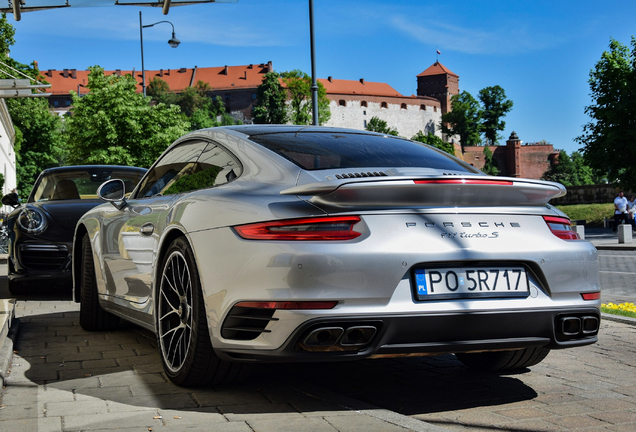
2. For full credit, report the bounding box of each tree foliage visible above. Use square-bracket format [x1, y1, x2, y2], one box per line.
[441, 91, 483, 152]
[411, 131, 454, 155]
[281, 70, 331, 125]
[542, 150, 602, 186]
[253, 72, 288, 124]
[577, 37, 636, 191]
[147, 77, 174, 106]
[65, 66, 190, 168]
[366, 116, 399, 136]
[479, 85, 513, 145]
[6, 98, 66, 197]
[481, 146, 500, 176]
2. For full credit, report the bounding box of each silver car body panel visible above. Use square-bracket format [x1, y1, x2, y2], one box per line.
[74, 126, 600, 359]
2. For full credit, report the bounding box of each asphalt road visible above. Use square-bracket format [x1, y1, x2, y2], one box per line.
[1, 250, 636, 431]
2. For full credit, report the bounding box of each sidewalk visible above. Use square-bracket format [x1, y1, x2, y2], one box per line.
[584, 227, 636, 250]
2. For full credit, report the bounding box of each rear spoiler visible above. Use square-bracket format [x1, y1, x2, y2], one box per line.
[280, 177, 566, 209]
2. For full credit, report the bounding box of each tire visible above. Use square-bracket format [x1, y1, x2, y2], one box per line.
[455, 346, 551, 372]
[156, 237, 243, 386]
[79, 234, 120, 331]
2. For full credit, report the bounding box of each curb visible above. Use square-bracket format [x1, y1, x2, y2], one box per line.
[594, 245, 636, 251]
[0, 318, 20, 389]
[601, 312, 636, 326]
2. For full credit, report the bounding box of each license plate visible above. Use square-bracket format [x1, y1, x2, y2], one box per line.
[413, 266, 530, 301]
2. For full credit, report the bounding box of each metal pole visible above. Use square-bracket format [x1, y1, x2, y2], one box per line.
[309, 0, 319, 125]
[140, 11, 146, 97]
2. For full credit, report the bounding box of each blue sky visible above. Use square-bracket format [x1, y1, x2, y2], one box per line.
[6, 0, 636, 154]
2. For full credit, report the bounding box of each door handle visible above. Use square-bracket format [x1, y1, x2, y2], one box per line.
[140, 223, 154, 235]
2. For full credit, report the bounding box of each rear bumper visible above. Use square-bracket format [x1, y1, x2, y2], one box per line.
[215, 307, 600, 363]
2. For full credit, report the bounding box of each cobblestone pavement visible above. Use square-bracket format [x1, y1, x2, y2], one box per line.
[597, 250, 636, 304]
[1, 249, 635, 431]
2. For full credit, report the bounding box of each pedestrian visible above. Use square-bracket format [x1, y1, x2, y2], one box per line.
[628, 194, 636, 231]
[614, 191, 629, 231]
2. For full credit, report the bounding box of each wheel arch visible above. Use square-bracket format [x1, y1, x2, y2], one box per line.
[73, 223, 89, 303]
[153, 227, 192, 310]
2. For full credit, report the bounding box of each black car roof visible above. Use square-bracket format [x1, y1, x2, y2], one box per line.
[39, 165, 147, 175]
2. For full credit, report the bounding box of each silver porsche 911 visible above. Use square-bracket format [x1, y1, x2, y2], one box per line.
[73, 125, 600, 387]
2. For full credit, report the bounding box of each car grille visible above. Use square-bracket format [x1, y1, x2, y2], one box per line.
[20, 244, 69, 270]
[221, 305, 278, 341]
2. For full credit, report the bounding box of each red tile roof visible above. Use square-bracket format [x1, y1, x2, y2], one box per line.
[41, 63, 273, 95]
[417, 61, 458, 77]
[318, 78, 403, 97]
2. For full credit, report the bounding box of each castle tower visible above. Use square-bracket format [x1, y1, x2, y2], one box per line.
[416, 62, 459, 115]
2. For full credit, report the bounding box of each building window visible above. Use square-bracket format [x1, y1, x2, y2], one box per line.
[339, 100, 346, 107]
[381, 102, 388, 109]
[420, 105, 426, 111]
[401, 103, 407, 110]
[53, 100, 59, 107]
[433, 106, 438, 112]
[363, 120, 367, 128]
[361, 101, 368, 107]
[65, 100, 71, 106]
[252, 93, 256, 100]
[363, 110, 366, 115]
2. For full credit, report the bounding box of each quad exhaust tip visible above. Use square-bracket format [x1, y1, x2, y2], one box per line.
[558, 315, 599, 337]
[300, 325, 377, 352]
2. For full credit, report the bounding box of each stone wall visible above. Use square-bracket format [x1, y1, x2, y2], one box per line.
[551, 185, 633, 205]
[324, 96, 442, 139]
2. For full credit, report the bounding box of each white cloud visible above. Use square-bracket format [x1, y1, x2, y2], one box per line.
[390, 15, 563, 55]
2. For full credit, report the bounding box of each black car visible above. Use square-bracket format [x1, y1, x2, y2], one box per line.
[2, 165, 147, 294]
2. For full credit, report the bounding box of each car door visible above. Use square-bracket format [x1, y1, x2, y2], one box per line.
[100, 140, 210, 308]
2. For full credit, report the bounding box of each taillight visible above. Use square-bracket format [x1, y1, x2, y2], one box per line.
[233, 216, 362, 240]
[581, 292, 601, 301]
[234, 301, 338, 310]
[414, 179, 514, 185]
[543, 216, 580, 240]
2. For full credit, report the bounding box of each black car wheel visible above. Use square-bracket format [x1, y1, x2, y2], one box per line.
[455, 346, 551, 371]
[157, 237, 243, 386]
[79, 234, 120, 331]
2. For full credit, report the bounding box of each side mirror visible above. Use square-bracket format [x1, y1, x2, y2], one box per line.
[97, 179, 127, 209]
[1, 192, 20, 208]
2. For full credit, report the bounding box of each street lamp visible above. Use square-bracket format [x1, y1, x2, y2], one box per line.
[139, 11, 181, 97]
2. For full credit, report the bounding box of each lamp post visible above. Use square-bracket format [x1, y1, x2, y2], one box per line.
[139, 11, 181, 97]
[309, 0, 319, 125]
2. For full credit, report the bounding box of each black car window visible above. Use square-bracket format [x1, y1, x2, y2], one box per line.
[248, 132, 477, 173]
[30, 168, 146, 202]
[135, 141, 208, 198]
[162, 142, 242, 195]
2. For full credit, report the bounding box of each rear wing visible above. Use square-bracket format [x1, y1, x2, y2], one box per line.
[280, 177, 566, 209]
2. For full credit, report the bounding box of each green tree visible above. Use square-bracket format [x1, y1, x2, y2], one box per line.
[281, 70, 331, 125]
[479, 85, 513, 145]
[542, 150, 602, 186]
[441, 91, 482, 152]
[65, 66, 190, 168]
[366, 116, 399, 136]
[253, 72, 288, 124]
[0, 12, 15, 57]
[481, 146, 500, 176]
[411, 131, 454, 155]
[577, 37, 636, 190]
[147, 77, 175, 106]
[7, 98, 66, 197]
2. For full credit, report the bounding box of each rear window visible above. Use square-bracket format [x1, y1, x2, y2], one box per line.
[248, 132, 477, 172]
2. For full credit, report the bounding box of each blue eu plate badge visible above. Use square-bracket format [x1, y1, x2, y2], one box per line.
[415, 271, 427, 295]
